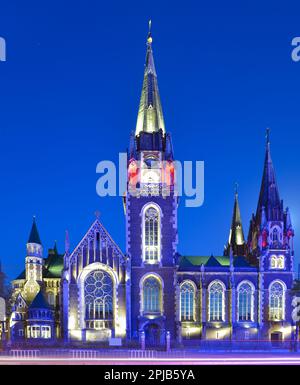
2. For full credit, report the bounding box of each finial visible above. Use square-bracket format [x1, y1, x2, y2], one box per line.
[147, 19, 153, 45]
[266, 127, 270, 145]
[94, 210, 101, 219]
[234, 182, 239, 196]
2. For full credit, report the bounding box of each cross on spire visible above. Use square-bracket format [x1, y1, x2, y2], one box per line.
[94, 210, 101, 219]
[234, 182, 239, 196]
[266, 127, 270, 145]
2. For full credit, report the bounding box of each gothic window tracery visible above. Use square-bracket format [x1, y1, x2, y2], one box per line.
[84, 270, 113, 329]
[208, 281, 225, 322]
[180, 281, 195, 321]
[142, 276, 162, 314]
[270, 255, 285, 269]
[269, 281, 285, 321]
[237, 282, 254, 321]
[143, 205, 160, 263]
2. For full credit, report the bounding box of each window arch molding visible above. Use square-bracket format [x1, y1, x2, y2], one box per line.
[78, 262, 118, 330]
[207, 280, 226, 322]
[180, 280, 197, 322]
[139, 272, 164, 316]
[268, 279, 286, 321]
[236, 280, 255, 322]
[140, 202, 163, 264]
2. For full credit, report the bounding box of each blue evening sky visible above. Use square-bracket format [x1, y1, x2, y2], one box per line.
[0, 0, 300, 279]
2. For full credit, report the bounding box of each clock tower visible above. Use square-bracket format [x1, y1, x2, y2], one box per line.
[125, 25, 178, 346]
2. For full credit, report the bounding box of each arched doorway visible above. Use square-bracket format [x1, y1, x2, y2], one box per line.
[271, 331, 283, 347]
[144, 323, 161, 347]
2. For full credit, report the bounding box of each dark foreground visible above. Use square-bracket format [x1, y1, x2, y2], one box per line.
[1, 352, 300, 365]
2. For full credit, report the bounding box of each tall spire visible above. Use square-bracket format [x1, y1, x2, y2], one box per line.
[256, 128, 282, 224]
[224, 184, 246, 256]
[28, 216, 42, 245]
[135, 21, 165, 136]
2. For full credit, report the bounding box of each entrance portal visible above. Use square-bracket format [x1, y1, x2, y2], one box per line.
[144, 323, 160, 347]
[270, 331, 283, 347]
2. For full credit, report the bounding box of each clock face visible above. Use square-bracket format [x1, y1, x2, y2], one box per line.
[141, 169, 161, 184]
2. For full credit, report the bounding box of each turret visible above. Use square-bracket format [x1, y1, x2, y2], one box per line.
[25, 217, 43, 282]
[224, 185, 247, 257]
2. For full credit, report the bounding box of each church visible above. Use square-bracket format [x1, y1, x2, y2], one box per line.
[8, 27, 296, 348]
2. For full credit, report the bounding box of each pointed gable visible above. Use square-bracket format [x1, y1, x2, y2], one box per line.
[68, 219, 125, 268]
[29, 291, 51, 310]
[15, 292, 27, 309]
[205, 255, 222, 267]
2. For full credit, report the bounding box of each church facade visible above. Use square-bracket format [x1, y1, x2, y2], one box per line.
[8, 29, 296, 348]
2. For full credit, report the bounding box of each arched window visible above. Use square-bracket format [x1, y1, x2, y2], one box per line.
[84, 270, 113, 329]
[269, 281, 285, 321]
[48, 292, 55, 306]
[238, 282, 254, 321]
[142, 276, 162, 314]
[143, 205, 160, 263]
[272, 228, 279, 242]
[270, 255, 285, 269]
[180, 281, 195, 321]
[208, 281, 225, 322]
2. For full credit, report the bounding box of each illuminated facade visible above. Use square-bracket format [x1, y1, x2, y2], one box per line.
[8, 28, 296, 347]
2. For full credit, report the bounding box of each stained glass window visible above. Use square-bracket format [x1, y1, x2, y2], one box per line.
[238, 282, 253, 321]
[144, 206, 160, 262]
[84, 270, 113, 329]
[269, 281, 285, 321]
[143, 276, 161, 313]
[180, 282, 195, 321]
[208, 281, 224, 322]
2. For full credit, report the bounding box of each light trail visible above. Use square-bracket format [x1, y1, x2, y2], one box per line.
[2, 355, 300, 365]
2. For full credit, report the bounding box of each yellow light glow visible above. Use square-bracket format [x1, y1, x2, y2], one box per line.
[69, 315, 76, 330]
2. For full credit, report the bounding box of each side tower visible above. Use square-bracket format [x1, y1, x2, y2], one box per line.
[248, 130, 295, 341]
[126, 25, 178, 346]
[24, 217, 43, 302]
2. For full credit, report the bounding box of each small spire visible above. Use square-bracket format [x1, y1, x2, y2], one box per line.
[53, 240, 58, 254]
[261, 205, 267, 228]
[224, 188, 246, 257]
[28, 216, 42, 245]
[94, 210, 101, 219]
[286, 207, 293, 230]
